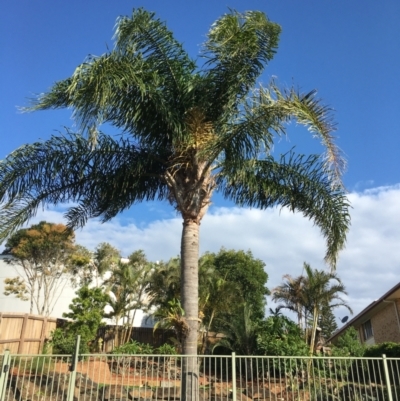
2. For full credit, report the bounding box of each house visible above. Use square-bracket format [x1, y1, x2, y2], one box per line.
[329, 282, 400, 345]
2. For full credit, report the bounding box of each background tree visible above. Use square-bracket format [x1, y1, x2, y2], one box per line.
[272, 263, 352, 355]
[92, 242, 121, 286]
[332, 327, 365, 357]
[124, 250, 156, 341]
[201, 249, 270, 349]
[51, 286, 109, 354]
[2, 221, 77, 316]
[257, 313, 308, 357]
[319, 303, 338, 340]
[272, 274, 307, 329]
[209, 249, 269, 321]
[68, 244, 93, 287]
[302, 263, 352, 355]
[146, 257, 181, 314]
[103, 260, 136, 347]
[0, 11, 350, 390]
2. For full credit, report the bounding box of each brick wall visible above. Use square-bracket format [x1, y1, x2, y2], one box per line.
[371, 300, 400, 343]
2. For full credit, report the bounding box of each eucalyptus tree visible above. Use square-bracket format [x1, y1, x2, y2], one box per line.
[2, 221, 78, 316]
[0, 7, 350, 370]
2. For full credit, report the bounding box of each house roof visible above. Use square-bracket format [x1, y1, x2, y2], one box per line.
[329, 281, 400, 342]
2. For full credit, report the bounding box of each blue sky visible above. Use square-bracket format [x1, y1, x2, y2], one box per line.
[1, 1, 400, 321]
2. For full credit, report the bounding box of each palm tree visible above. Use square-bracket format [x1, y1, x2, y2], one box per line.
[146, 257, 181, 313]
[272, 274, 308, 330]
[301, 263, 352, 355]
[104, 252, 153, 346]
[103, 260, 138, 347]
[0, 8, 349, 374]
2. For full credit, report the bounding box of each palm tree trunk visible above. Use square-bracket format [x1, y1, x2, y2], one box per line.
[181, 218, 199, 401]
[309, 307, 319, 356]
[124, 309, 137, 345]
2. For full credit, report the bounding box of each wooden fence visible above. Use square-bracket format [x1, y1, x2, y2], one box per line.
[98, 326, 174, 352]
[0, 313, 58, 354]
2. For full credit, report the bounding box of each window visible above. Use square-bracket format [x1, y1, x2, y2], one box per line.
[363, 319, 373, 340]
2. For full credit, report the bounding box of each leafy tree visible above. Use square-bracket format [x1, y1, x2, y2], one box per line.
[94, 242, 121, 281]
[61, 286, 109, 352]
[147, 254, 221, 347]
[2, 221, 77, 316]
[206, 249, 269, 322]
[103, 260, 135, 346]
[68, 244, 93, 287]
[332, 327, 365, 357]
[0, 8, 350, 374]
[257, 314, 308, 356]
[319, 303, 338, 340]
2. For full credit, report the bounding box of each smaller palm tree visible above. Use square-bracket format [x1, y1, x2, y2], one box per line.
[272, 263, 352, 355]
[272, 274, 307, 329]
[302, 263, 353, 355]
[153, 298, 189, 353]
[103, 260, 138, 346]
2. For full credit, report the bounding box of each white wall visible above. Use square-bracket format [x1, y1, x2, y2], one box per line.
[0, 255, 154, 327]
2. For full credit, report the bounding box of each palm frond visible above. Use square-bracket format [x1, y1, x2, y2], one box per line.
[25, 9, 196, 148]
[262, 84, 346, 185]
[202, 10, 281, 121]
[219, 154, 350, 268]
[115, 8, 195, 89]
[0, 133, 168, 242]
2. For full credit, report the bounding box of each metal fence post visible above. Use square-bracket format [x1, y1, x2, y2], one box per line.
[382, 354, 394, 401]
[231, 352, 236, 401]
[66, 335, 81, 401]
[0, 350, 11, 401]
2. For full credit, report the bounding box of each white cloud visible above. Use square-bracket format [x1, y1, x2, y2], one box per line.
[1, 184, 399, 324]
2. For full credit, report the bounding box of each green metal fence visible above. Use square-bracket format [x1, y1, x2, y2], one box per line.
[1, 339, 400, 400]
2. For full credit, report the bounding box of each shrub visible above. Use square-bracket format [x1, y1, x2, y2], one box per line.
[111, 340, 154, 354]
[156, 343, 177, 355]
[49, 328, 91, 355]
[331, 327, 365, 357]
[364, 342, 400, 358]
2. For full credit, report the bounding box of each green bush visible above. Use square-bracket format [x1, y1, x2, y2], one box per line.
[111, 340, 154, 354]
[156, 343, 177, 355]
[331, 327, 365, 357]
[49, 328, 91, 355]
[257, 315, 308, 357]
[364, 342, 400, 357]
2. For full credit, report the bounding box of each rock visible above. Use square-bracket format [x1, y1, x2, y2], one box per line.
[211, 382, 231, 397]
[102, 384, 130, 400]
[129, 387, 154, 400]
[231, 393, 252, 401]
[155, 386, 181, 400]
[243, 387, 275, 400]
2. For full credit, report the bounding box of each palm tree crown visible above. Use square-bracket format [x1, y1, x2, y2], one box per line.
[0, 9, 350, 361]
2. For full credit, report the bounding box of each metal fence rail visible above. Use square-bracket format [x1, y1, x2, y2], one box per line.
[1, 345, 399, 400]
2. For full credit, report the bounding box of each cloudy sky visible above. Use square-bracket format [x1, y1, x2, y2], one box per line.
[1, 1, 400, 323]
